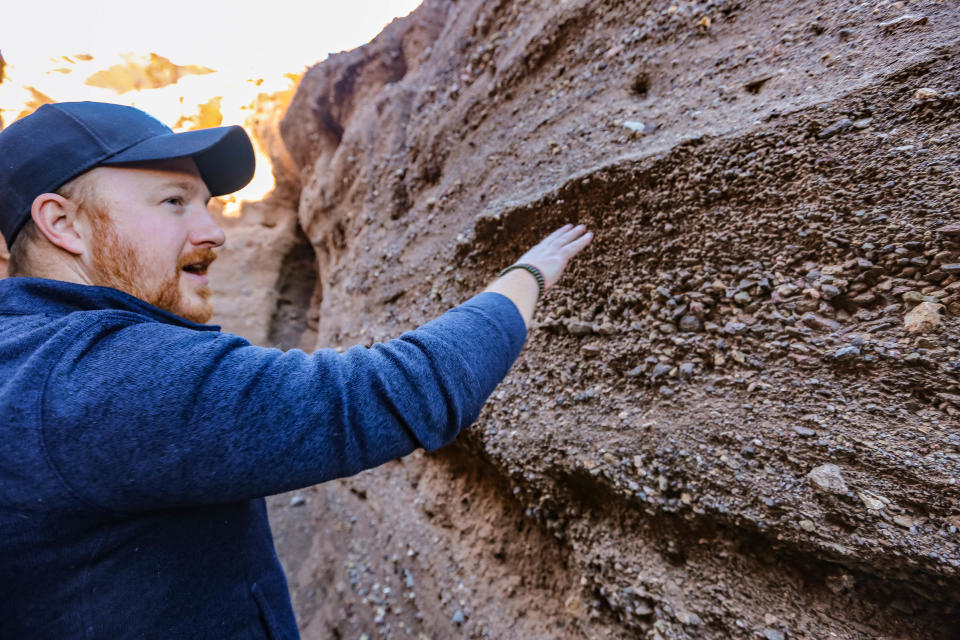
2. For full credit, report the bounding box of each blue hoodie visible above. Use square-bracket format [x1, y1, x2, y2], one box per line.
[0, 277, 526, 639]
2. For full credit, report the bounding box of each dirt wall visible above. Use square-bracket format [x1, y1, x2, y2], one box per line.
[254, 1, 960, 638]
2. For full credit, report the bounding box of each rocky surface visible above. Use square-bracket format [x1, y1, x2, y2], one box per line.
[260, 1, 960, 638]
[4, 0, 960, 638]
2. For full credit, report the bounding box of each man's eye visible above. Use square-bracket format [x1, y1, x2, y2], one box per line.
[165, 197, 185, 206]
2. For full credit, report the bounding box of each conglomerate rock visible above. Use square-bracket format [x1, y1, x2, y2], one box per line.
[253, 1, 960, 638]
[5, 0, 960, 638]
[258, 1, 960, 638]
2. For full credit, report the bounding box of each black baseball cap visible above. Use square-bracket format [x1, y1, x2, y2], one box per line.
[0, 101, 256, 247]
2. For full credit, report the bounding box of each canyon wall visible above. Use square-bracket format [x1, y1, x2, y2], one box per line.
[253, 1, 960, 638]
[5, 0, 959, 638]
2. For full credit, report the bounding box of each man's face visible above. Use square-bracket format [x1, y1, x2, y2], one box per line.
[79, 158, 225, 324]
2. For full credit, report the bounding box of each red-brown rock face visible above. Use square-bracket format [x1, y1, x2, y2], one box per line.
[265, 1, 960, 638]
[5, 0, 960, 637]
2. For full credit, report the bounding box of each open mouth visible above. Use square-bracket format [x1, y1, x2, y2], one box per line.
[181, 260, 212, 276]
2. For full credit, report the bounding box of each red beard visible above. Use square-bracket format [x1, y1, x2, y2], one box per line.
[89, 215, 217, 324]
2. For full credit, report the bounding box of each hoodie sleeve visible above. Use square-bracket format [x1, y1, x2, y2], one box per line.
[42, 292, 526, 513]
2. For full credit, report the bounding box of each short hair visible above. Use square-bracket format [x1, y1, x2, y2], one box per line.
[6, 171, 103, 276]
[6, 218, 41, 276]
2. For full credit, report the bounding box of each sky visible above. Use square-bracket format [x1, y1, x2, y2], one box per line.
[1, 1, 424, 74]
[0, 0, 424, 210]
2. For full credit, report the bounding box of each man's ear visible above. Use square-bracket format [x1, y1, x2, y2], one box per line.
[30, 193, 86, 256]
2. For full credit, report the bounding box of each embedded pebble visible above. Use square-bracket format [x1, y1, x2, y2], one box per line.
[807, 464, 848, 494]
[904, 302, 942, 334]
[878, 13, 928, 31]
[831, 345, 860, 361]
[858, 491, 886, 511]
[818, 118, 852, 139]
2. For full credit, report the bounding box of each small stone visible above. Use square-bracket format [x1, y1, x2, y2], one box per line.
[818, 118, 853, 139]
[289, 494, 307, 507]
[776, 283, 799, 297]
[626, 365, 645, 378]
[678, 362, 695, 378]
[893, 514, 915, 529]
[568, 321, 595, 336]
[852, 117, 872, 129]
[830, 345, 860, 361]
[904, 301, 942, 333]
[806, 463, 848, 494]
[800, 313, 841, 332]
[941, 263, 960, 274]
[858, 491, 885, 511]
[733, 291, 752, 305]
[763, 628, 786, 640]
[937, 221, 960, 236]
[633, 599, 653, 616]
[573, 388, 597, 402]
[903, 352, 927, 365]
[651, 363, 672, 379]
[723, 321, 747, 335]
[820, 284, 841, 300]
[679, 315, 702, 332]
[452, 609, 466, 625]
[793, 426, 817, 437]
[564, 593, 585, 618]
[623, 120, 646, 133]
[597, 322, 618, 335]
[658, 386, 675, 397]
[678, 611, 703, 626]
[914, 87, 940, 101]
[798, 519, 816, 533]
[878, 13, 928, 31]
[825, 571, 855, 594]
[581, 345, 602, 358]
[902, 291, 926, 303]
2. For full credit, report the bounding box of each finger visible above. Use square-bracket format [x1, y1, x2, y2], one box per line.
[563, 231, 593, 255]
[544, 224, 574, 243]
[558, 224, 589, 245]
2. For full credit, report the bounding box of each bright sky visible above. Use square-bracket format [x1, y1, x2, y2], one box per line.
[1, 1, 423, 73]
[0, 0, 423, 211]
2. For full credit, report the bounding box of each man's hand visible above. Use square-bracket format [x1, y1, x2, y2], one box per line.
[514, 223, 593, 290]
[485, 224, 593, 329]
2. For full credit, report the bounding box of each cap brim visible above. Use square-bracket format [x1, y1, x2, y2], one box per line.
[102, 125, 255, 196]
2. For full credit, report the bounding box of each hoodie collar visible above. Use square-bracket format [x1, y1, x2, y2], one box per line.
[0, 277, 221, 332]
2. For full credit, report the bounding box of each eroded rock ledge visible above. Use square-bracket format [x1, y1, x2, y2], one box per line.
[258, 1, 959, 638]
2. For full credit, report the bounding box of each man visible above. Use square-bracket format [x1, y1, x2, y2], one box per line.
[0, 102, 592, 638]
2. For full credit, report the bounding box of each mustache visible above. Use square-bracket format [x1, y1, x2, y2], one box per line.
[177, 249, 218, 270]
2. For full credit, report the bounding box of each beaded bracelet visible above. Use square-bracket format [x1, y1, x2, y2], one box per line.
[498, 263, 545, 300]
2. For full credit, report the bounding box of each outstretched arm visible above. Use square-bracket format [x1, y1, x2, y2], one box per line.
[41, 225, 593, 511]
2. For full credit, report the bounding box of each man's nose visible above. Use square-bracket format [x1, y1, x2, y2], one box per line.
[189, 205, 226, 248]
